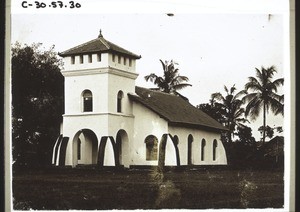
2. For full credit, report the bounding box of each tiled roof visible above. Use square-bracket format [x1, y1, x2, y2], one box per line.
[58, 33, 141, 59]
[128, 86, 228, 131]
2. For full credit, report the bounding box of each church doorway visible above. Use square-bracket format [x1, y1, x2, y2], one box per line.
[73, 129, 98, 166]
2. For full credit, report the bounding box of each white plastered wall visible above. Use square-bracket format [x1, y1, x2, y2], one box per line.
[62, 114, 108, 166]
[131, 101, 168, 166]
[107, 73, 136, 114]
[169, 126, 227, 165]
[130, 101, 227, 166]
[63, 73, 109, 114]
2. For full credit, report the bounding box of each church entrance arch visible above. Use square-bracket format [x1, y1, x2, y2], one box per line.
[116, 130, 129, 167]
[72, 129, 98, 166]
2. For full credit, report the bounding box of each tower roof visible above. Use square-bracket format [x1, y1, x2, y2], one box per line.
[128, 86, 228, 131]
[58, 30, 141, 59]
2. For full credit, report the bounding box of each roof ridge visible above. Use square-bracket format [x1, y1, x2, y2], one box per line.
[60, 38, 101, 55]
[99, 37, 110, 49]
[136, 86, 180, 97]
[105, 39, 140, 58]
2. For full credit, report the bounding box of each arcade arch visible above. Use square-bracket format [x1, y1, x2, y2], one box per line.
[72, 129, 98, 166]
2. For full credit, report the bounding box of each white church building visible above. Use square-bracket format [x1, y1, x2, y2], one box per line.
[52, 31, 228, 168]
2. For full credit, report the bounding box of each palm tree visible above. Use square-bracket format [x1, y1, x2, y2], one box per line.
[144, 60, 191, 93]
[243, 66, 284, 143]
[211, 85, 248, 142]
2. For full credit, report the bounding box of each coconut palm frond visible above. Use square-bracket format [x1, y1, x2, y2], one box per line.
[242, 92, 260, 104]
[255, 67, 263, 80]
[176, 75, 190, 82]
[268, 97, 284, 115]
[211, 92, 225, 103]
[279, 94, 284, 103]
[268, 92, 283, 102]
[159, 59, 166, 72]
[245, 96, 262, 119]
[145, 59, 191, 94]
[245, 79, 262, 92]
[173, 83, 192, 91]
[144, 73, 158, 82]
[224, 85, 229, 94]
[234, 89, 247, 100]
[273, 78, 284, 87]
[230, 85, 236, 95]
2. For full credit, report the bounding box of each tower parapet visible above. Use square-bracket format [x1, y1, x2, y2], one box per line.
[58, 30, 141, 75]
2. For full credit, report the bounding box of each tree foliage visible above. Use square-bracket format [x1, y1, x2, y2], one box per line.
[258, 125, 275, 140]
[197, 103, 225, 123]
[197, 66, 284, 168]
[235, 124, 256, 144]
[210, 85, 248, 142]
[243, 66, 284, 143]
[12, 42, 64, 167]
[145, 60, 191, 93]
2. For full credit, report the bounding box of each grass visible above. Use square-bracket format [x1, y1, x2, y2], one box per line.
[12, 167, 284, 210]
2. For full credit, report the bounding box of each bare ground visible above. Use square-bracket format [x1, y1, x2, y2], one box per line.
[12, 167, 284, 210]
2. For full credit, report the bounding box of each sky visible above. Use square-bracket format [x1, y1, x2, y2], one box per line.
[10, 1, 289, 140]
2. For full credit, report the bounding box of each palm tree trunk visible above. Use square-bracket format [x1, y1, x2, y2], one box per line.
[228, 131, 232, 143]
[228, 129, 231, 143]
[228, 120, 232, 143]
[263, 102, 266, 143]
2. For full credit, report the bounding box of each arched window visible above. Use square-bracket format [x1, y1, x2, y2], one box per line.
[82, 90, 93, 112]
[188, 135, 193, 165]
[145, 135, 158, 161]
[201, 139, 206, 161]
[213, 139, 218, 161]
[117, 91, 124, 113]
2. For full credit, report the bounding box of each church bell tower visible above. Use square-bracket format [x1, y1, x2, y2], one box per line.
[55, 30, 141, 167]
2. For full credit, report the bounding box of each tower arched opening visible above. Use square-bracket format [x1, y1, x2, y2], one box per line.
[72, 129, 98, 166]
